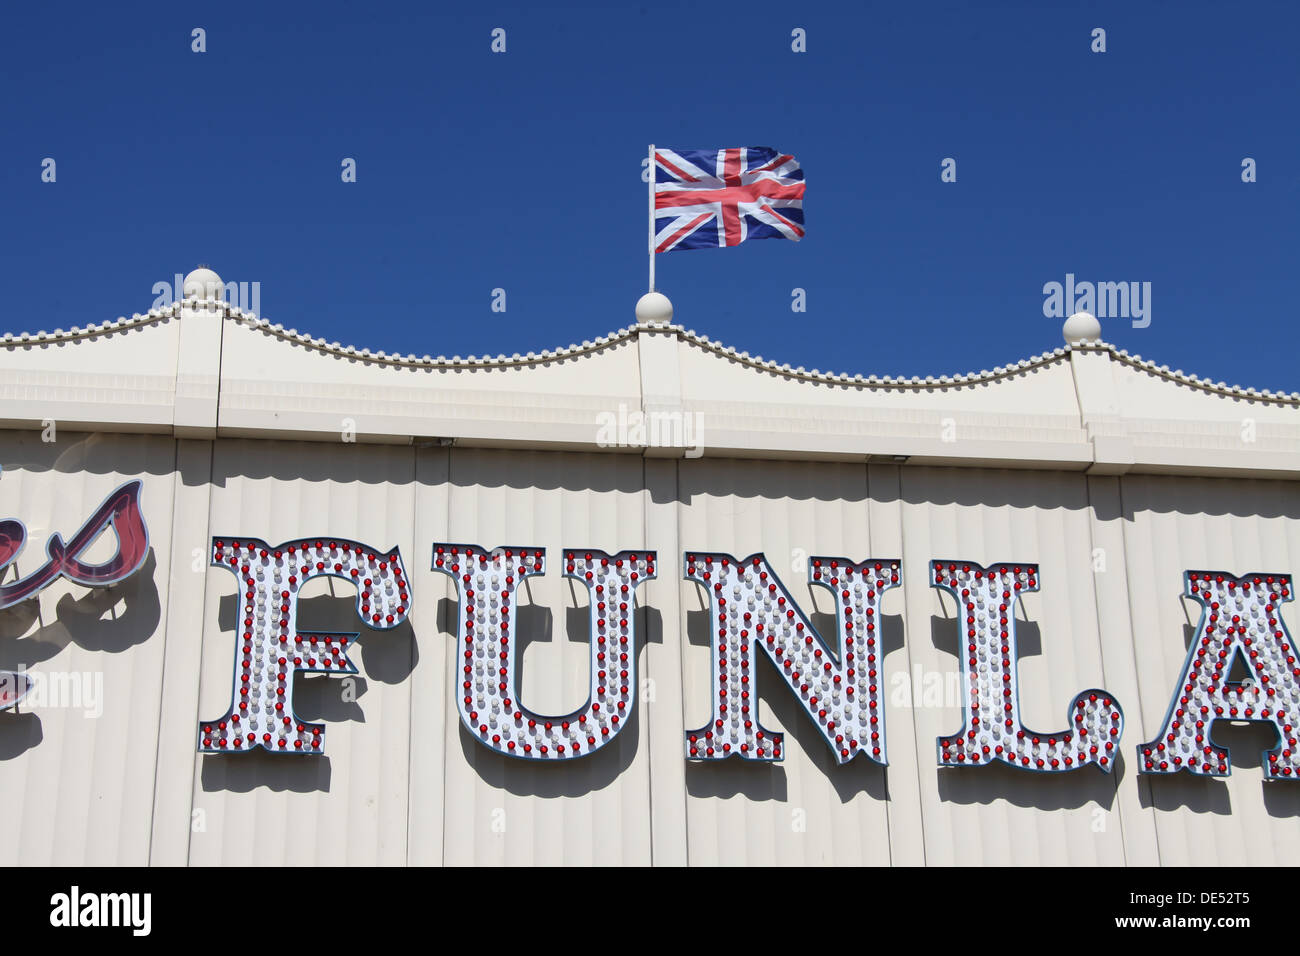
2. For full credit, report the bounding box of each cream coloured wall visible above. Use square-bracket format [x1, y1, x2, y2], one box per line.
[0, 434, 1296, 866]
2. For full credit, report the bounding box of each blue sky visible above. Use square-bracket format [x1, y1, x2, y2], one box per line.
[1, 1, 1296, 389]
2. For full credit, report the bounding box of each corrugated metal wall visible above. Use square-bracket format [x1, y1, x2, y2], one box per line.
[0, 432, 1296, 865]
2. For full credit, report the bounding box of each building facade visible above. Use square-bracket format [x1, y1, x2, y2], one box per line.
[1, 271, 1298, 866]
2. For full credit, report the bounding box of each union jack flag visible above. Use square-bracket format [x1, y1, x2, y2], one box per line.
[653, 146, 805, 253]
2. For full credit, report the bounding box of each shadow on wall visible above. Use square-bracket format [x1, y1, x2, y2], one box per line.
[1118, 472, 1300, 520]
[165, 443, 1300, 535]
[0, 549, 163, 761]
[0, 712, 41, 759]
[199, 585, 417, 794]
[10, 434, 1299, 524]
[938, 753, 1124, 813]
[446, 595, 662, 798]
[1137, 722, 1300, 818]
[201, 750, 333, 794]
[208, 437, 420, 489]
[442, 446, 1300, 522]
[0, 432, 176, 479]
[0, 549, 163, 668]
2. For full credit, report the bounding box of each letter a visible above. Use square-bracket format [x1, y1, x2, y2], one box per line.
[1139, 571, 1299, 779]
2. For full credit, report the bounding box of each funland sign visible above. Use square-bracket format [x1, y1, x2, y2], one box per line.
[2, 482, 1297, 784]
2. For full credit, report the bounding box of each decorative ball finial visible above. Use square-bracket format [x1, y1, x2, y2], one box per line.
[635, 291, 673, 325]
[183, 266, 223, 302]
[1063, 310, 1101, 344]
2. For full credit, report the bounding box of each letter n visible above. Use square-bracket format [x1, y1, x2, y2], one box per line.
[932, 561, 1123, 771]
[684, 552, 900, 764]
[433, 545, 656, 759]
[1139, 571, 1299, 779]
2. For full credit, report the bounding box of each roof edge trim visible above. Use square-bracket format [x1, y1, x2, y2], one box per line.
[3, 304, 1296, 404]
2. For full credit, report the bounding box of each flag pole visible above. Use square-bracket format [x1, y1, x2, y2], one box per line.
[647, 144, 656, 292]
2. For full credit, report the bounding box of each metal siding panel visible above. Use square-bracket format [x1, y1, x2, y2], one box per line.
[188, 439, 416, 866]
[867, 463, 927, 865]
[643, 458, 690, 864]
[1121, 474, 1300, 867]
[899, 467, 1127, 866]
[406, 446, 451, 865]
[676, 458, 893, 866]
[149, 439, 214, 864]
[439, 449, 653, 866]
[1, 428, 1296, 866]
[0, 432, 175, 866]
[1084, 475, 1161, 865]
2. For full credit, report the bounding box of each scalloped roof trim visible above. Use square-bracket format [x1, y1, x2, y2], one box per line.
[2, 301, 1297, 404]
[0, 300, 183, 345]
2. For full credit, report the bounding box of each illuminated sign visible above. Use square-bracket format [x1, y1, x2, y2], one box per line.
[1139, 571, 1297, 779]
[931, 561, 1122, 773]
[0, 481, 149, 608]
[199, 538, 409, 754]
[1, 487, 1295, 783]
[433, 545, 655, 760]
[0, 481, 149, 712]
[684, 553, 899, 764]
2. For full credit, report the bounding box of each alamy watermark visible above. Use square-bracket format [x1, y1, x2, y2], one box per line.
[890, 665, 963, 709]
[50, 886, 150, 936]
[1042, 273, 1151, 328]
[596, 403, 704, 458]
[1, 667, 103, 718]
[151, 273, 261, 314]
